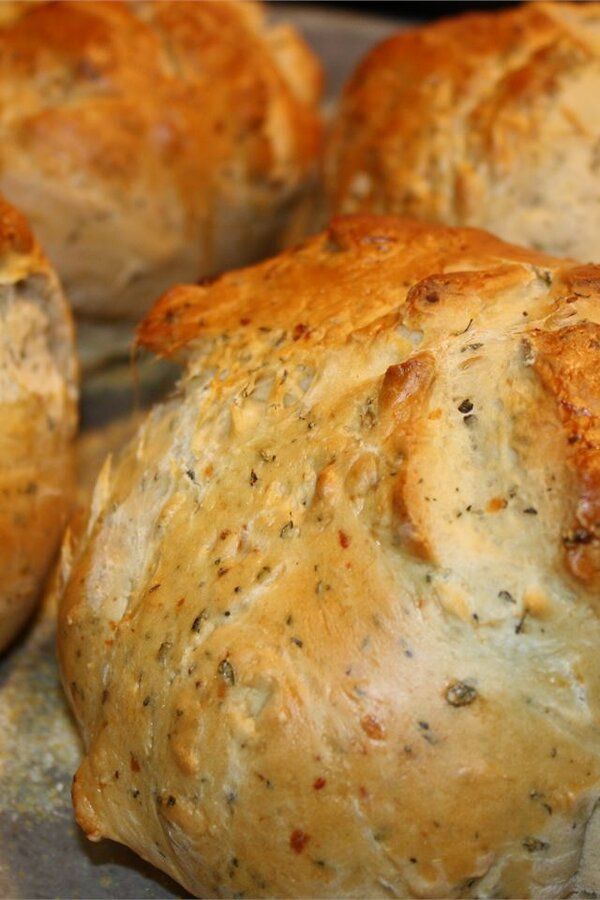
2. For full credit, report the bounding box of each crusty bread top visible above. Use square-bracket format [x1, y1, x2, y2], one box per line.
[326, 2, 600, 260]
[139, 215, 600, 593]
[0, 0, 321, 225]
[139, 215, 566, 353]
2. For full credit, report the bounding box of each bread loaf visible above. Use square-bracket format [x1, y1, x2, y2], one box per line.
[0, 0, 322, 318]
[0, 195, 76, 651]
[57, 216, 600, 897]
[327, 2, 600, 262]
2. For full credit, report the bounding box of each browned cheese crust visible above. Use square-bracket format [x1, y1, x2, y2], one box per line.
[326, 2, 600, 262]
[0, 194, 77, 651]
[57, 216, 600, 897]
[0, 0, 322, 318]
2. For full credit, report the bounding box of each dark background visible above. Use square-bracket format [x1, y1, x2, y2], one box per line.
[307, 1, 513, 20]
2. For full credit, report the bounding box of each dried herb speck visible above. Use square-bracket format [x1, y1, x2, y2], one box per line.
[563, 529, 594, 547]
[280, 521, 294, 538]
[191, 610, 207, 633]
[318, 580, 333, 597]
[523, 837, 548, 852]
[453, 318, 473, 336]
[157, 641, 172, 663]
[461, 342, 483, 353]
[445, 681, 478, 707]
[218, 659, 235, 686]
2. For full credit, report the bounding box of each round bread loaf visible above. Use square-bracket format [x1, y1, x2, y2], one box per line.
[0, 0, 322, 319]
[0, 195, 76, 651]
[57, 216, 600, 898]
[327, 2, 600, 262]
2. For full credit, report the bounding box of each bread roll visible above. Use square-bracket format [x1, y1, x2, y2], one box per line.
[0, 0, 322, 319]
[0, 195, 76, 651]
[57, 216, 600, 898]
[327, 2, 600, 262]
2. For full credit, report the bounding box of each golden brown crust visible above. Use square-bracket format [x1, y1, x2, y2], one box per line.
[0, 195, 34, 258]
[0, 193, 77, 651]
[59, 217, 600, 897]
[137, 215, 559, 356]
[327, 2, 600, 261]
[0, 0, 322, 318]
[532, 324, 600, 589]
